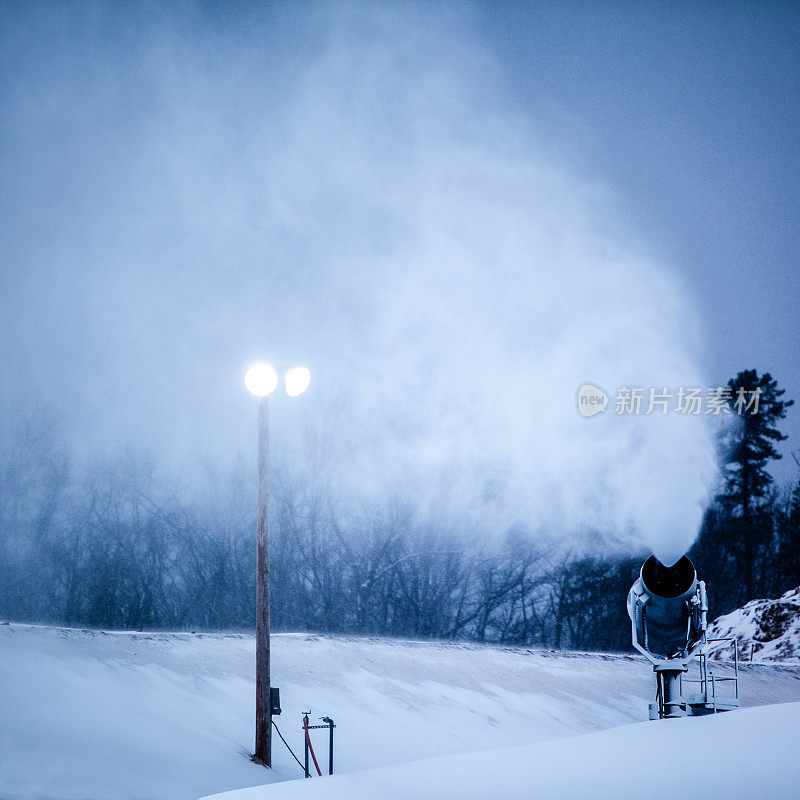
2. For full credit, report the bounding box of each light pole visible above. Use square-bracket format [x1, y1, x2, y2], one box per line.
[245, 363, 310, 766]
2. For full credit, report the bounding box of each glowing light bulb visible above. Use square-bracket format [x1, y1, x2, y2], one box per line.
[284, 366, 311, 397]
[245, 363, 278, 397]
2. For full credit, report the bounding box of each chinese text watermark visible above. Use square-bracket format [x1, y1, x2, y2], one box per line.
[577, 384, 761, 418]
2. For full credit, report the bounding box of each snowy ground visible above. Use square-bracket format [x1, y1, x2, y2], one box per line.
[204, 702, 800, 800]
[1, 624, 799, 800]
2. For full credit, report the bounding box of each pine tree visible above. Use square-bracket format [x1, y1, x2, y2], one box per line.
[717, 370, 793, 600]
[778, 468, 800, 590]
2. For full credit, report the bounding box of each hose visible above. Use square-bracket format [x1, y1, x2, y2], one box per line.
[272, 719, 306, 774]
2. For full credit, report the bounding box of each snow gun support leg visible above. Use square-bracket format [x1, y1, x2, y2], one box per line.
[653, 663, 688, 719]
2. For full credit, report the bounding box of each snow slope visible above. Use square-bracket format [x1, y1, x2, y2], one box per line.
[203, 702, 800, 800]
[1, 624, 799, 800]
[706, 587, 800, 661]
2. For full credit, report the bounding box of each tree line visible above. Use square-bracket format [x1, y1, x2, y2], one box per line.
[0, 369, 797, 650]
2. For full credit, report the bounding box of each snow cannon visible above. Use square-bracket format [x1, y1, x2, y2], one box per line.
[628, 555, 708, 719]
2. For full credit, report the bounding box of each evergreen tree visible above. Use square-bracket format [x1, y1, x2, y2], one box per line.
[717, 370, 793, 599]
[778, 467, 800, 590]
[689, 506, 739, 617]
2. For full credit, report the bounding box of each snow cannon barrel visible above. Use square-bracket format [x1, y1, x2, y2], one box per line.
[627, 555, 707, 662]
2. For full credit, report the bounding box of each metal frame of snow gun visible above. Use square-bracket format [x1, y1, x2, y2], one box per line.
[627, 555, 738, 719]
[680, 636, 740, 716]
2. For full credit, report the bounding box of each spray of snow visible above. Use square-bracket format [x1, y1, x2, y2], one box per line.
[0, 4, 718, 561]
[255, 9, 719, 563]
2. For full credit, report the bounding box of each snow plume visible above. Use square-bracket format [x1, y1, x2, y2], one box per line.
[256, 7, 719, 563]
[0, 3, 718, 561]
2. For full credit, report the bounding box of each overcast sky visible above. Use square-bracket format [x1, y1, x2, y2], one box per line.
[1, 2, 798, 551]
[486, 3, 800, 408]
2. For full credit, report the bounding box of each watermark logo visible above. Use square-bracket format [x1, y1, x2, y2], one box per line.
[577, 383, 609, 417]
[577, 384, 762, 417]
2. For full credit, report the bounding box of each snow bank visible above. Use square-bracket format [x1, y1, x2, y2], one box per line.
[707, 587, 800, 661]
[1, 624, 799, 800]
[202, 702, 800, 800]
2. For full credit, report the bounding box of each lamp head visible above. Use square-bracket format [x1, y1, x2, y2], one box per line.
[285, 366, 311, 397]
[245, 363, 279, 397]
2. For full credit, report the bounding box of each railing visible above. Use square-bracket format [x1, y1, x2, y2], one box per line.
[680, 636, 739, 712]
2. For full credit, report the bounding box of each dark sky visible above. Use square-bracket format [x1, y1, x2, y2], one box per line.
[480, 3, 800, 438]
[1, 1, 798, 548]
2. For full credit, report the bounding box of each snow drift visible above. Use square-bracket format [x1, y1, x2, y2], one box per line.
[2, 624, 799, 800]
[202, 702, 800, 800]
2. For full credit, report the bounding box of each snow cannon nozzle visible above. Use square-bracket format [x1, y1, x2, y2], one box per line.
[628, 555, 703, 664]
[641, 555, 697, 600]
